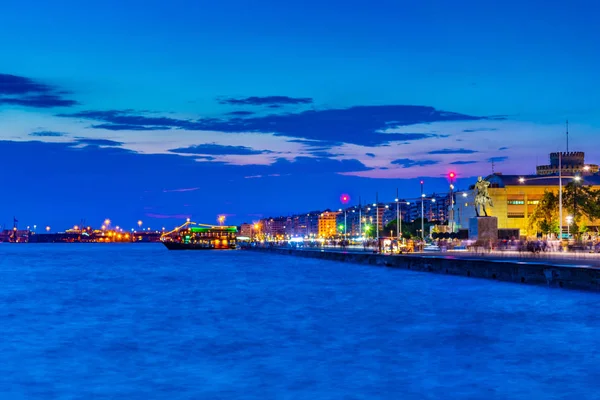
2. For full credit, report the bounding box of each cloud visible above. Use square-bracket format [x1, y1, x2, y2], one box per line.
[427, 148, 478, 155]
[168, 143, 273, 156]
[91, 124, 170, 131]
[499, 146, 509, 151]
[162, 187, 200, 193]
[366, 153, 376, 158]
[450, 160, 478, 165]
[391, 158, 439, 168]
[59, 110, 183, 130]
[59, 105, 490, 146]
[226, 111, 255, 116]
[29, 131, 67, 137]
[488, 156, 508, 162]
[462, 128, 498, 133]
[76, 138, 123, 146]
[241, 156, 373, 176]
[219, 96, 313, 106]
[0, 73, 78, 108]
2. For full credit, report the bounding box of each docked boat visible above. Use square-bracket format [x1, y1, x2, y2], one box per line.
[161, 222, 237, 250]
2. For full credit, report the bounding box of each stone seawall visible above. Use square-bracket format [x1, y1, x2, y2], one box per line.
[246, 247, 600, 292]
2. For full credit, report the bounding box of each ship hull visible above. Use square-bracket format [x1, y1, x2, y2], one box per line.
[162, 241, 235, 250]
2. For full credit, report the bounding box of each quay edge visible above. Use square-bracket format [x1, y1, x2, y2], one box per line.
[245, 247, 600, 292]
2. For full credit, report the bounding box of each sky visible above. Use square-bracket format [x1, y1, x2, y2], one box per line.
[1, 0, 599, 230]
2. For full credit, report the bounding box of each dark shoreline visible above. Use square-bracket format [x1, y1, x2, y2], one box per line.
[245, 247, 600, 292]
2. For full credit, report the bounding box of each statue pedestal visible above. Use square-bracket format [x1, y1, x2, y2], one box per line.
[469, 217, 498, 242]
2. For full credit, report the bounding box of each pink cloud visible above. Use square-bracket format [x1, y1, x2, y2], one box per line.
[162, 187, 200, 193]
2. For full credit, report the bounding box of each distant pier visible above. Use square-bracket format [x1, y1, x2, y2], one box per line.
[246, 247, 600, 292]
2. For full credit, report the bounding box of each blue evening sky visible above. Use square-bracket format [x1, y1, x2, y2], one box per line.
[0, 0, 598, 230]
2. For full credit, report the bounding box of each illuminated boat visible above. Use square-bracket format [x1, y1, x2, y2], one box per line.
[161, 221, 237, 250]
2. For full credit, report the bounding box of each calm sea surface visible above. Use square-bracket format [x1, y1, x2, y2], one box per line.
[1, 244, 599, 399]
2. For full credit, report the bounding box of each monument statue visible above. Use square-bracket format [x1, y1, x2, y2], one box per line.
[474, 176, 493, 217]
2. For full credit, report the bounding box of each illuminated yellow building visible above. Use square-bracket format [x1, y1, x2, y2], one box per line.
[318, 211, 340, 238]
[455, 173, 600, 237]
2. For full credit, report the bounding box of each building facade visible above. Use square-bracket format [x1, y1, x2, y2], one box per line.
[452, 173, 600, 237]
[318, 211, 340, 238]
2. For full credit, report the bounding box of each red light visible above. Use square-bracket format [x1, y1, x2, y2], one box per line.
[340, 194, 350, 204]
[449, 172, 456, 179]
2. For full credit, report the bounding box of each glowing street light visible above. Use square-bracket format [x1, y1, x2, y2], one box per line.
[138, 220, 143, 230]
[218, 215, 226, 226]
[566, 215, 574, 237]
[46, 226, 50, 232]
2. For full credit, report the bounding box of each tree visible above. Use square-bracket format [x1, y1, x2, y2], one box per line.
[562, 182, 600, 237]
[528, 190, 560, 237]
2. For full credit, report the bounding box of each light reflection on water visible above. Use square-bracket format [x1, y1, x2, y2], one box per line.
[0, 244, 598, 399]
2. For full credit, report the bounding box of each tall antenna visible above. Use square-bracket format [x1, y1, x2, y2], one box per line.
[566, 119, 569, 152]
[491, 160, 495, 173]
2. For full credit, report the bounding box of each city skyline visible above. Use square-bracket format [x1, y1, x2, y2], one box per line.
[1, 0, 599, 228]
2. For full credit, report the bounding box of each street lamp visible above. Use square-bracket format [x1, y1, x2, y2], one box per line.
[138, 220, 143, 230]
[448, 172, 456, 232]
[373, 203, 379, 241]
[338, 208, 347, 238]
[566, 215, 573, 238]
[420, 180, 425, 241]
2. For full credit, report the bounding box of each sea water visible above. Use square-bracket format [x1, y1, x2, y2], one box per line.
[0, 244, 598, 399]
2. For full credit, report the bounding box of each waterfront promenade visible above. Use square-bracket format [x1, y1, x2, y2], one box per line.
[245, 245, 600, 292]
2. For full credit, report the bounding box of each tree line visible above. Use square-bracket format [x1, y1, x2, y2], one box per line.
[529, 182, 600, 238]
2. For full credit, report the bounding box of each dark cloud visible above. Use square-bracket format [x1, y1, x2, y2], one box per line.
[226, 111, 255, 116]
[365, 153, 376, 158]
[219, 96, 313, 106]
[76, 138, 123, 146]
[498, 147, 509, 151]
[391, 158, 439, 168]
[488, 156, 508, 162]
[0, 73, 77, 108]
[463, 128, 498, 133]
[450, 160, 477, 165]
[60, 110, 184, 129]
[427, 148, 478, 155]
[60, 105, 489, 146]
[91, 124, 170, 131]
[29, 131, 67, 137]
[168, 143, 272, 156]
[251, 157, 372, 175]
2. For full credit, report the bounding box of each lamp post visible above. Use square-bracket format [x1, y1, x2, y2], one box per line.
[420, 180, 425, 241]
[559, 152, 563, 240]
[373, 203, 379, 241]
[395, 189, 400, 241]
[338, 208, 347, 238]
[566, 215, 573, 238]
[358, 197, 362, 237]
[448, 172, 456, 232]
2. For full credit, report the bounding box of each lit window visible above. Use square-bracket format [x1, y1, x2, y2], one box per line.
[507, 200, 525, 205]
